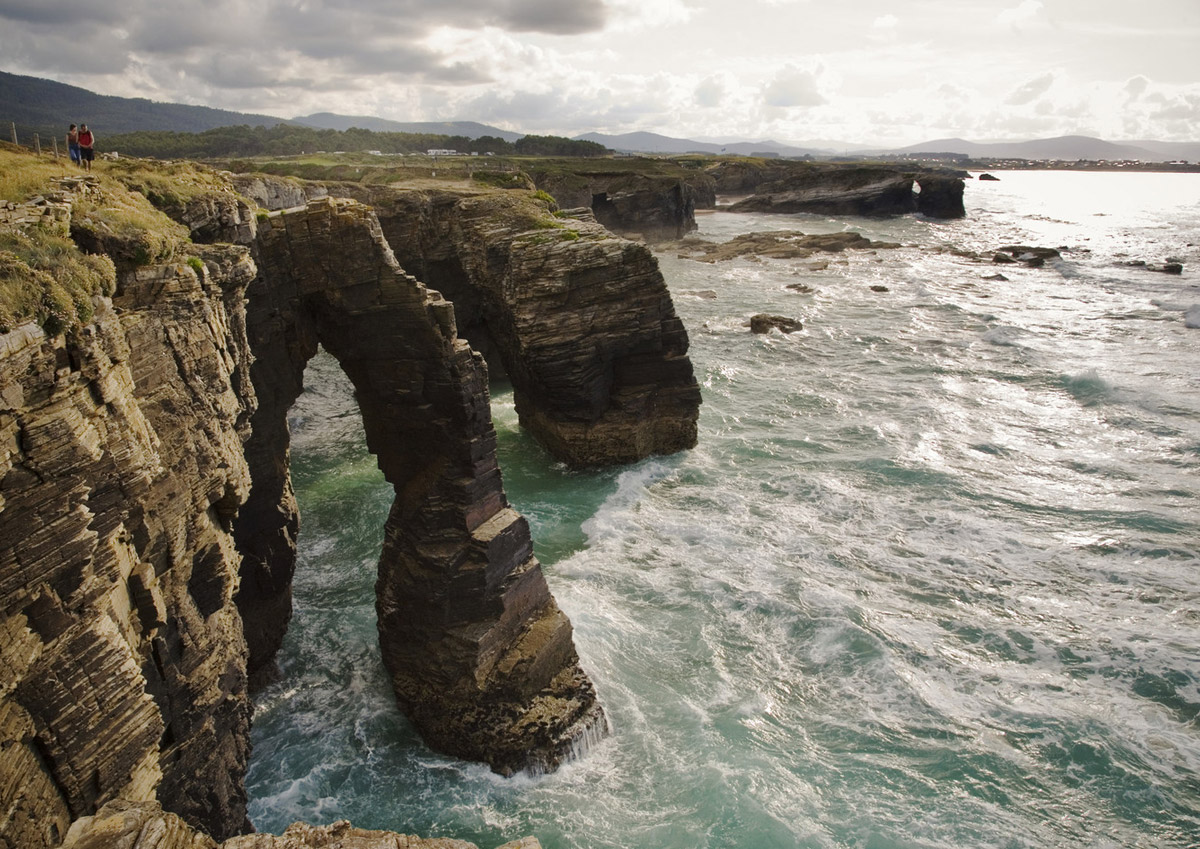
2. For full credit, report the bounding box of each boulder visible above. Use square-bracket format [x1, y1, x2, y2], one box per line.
[749, 314, 803, 334]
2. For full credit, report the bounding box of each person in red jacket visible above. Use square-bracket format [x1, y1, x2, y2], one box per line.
[77, 124, 95, 171]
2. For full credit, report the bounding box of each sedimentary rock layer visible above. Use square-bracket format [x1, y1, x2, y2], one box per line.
[234, 197, 606, 775]
[330, 186, 702, 468]
[61, 799, 540, 849]
[709, 161, 967, 219]
[1, 189, 259, 845]
[527, 169, 710, 241]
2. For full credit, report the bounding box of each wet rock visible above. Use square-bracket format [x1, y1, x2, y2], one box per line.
[678, 230, 899, 263]
[61, 799, 538, 849]
[982, 273, 1009, 281]
[749, 314, 803, 334]
[869, 285, 890, 292]
[993, 245, 1060, 267]
[978, 173, 1001, 181]
[915, 173, 967, 219]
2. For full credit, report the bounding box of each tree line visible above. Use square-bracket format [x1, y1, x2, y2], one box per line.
[102, 123, 610, 159]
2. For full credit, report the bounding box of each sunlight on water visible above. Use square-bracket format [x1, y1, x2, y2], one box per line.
[247, 173, 1200, 849]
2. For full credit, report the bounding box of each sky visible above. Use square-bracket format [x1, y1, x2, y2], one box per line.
[2, 0, 1199, 146]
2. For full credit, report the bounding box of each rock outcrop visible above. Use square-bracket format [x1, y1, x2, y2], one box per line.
[749, 314, 803, 334]
[710, 161, 966, 219]
[526, 167, 713, 241]
[61, 799, 538, 849]
[1, 183, 259, 845]
[2, 159, 636, 849]
[242, 181, 702, 469]
[233, 197, 606, 776]
[674, 230, 901, 263]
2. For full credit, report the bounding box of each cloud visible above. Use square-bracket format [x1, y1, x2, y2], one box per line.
[763, 65, 825, 108]
[0, 0, 608, 87]
[1006, 73, 1054, 106]
[873, 14, 898, 29]
[996, 0, 1042, 27]
[1124, 75, 1149, 100]
[694, 76, 724, 108]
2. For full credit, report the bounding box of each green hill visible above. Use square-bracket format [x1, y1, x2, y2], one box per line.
[0, 71, 286, 141]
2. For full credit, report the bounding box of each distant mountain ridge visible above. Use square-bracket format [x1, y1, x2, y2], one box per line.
[892, 135, 1200, 163]
[0, 70, 285, 137]
[574, 131, 827, 157]
[292, 112, 522, 142]
[1, 71, 1194, 162]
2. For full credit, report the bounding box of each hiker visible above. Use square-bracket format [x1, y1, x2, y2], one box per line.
[66, 124, 81, 165]
[78, 124, 94, 171]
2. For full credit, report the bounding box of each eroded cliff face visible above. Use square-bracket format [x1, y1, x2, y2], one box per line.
[525, 169, 712, 242]
[709, 161, 967, 219]
[233, 197, 606, 775]
[60, 799, 540, 849]
[3, 157, 704, 847]
[276, 184, 702, 468]
[1, 184, 259, 846]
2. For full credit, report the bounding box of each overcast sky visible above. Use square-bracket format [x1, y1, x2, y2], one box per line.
[2, 0, 1198, 145]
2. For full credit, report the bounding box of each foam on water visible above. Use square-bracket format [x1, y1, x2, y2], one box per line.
[246, 172, 1200, 848]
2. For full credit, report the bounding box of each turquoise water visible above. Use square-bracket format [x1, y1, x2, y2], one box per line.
[245, 172, 1200, 848]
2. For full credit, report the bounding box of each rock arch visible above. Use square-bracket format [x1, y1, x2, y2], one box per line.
[234, 198, 604, 774]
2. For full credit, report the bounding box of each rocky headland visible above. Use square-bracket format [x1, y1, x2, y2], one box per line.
[705, 160, 967, 219]
[0, 148, 700, 848]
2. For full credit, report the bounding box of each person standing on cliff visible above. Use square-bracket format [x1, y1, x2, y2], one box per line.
[66, 124, 81, 165]
[77, 124, 94, 171]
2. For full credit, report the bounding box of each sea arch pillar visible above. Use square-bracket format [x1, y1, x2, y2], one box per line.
[234, 198, 605, 773]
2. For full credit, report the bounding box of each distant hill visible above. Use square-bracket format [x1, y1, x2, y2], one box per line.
[1127, 140, 1200, 162]
[574, 131, 824, 158]
[0, 70, 285, 139]
[292, 113, 522, 142]
[893, 135, 1170, 162]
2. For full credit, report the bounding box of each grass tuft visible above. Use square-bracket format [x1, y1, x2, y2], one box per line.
[0, 228, 116, 334]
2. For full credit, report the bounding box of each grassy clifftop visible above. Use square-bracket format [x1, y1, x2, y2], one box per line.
[0, 145, 199, 334]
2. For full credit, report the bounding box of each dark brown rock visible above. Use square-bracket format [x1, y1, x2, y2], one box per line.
[324, 185, 702, 469]
[729, 167, 917, 216]
[749, 314, 803, 334]
[915, 173, 966, 219]
[234, 198, 607, 776]
[528, 169, 711, 241]
[677, 230, 900, 263]
[1, 190, 258, 845]
[711, 161, 966, 219]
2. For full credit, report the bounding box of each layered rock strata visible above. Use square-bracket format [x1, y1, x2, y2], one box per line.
[3, 165, 620, 849]
[527, 169, 711, 241]
[241, 180, 702, 469]
[62, 799, 540, 849]
[234, 197, 606, 775]
[1, 190, 259, 844]
[710, 161, 966, 219]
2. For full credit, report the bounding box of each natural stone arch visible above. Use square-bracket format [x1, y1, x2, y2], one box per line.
[233, 198, 605, 774]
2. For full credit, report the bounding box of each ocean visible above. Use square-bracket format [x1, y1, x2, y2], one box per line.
[244, 171, 1200, 849]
